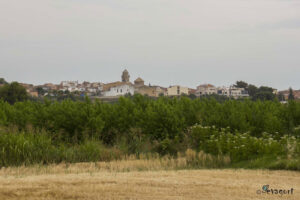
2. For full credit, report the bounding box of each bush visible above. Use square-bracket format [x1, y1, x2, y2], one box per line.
[0, 132, 57, 166]
[0, 131, 123, 167]
[189, 125, 298, 163]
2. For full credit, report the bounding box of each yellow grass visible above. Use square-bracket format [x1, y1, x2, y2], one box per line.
[0, 158, 299, 200]
[0, 150, 231, 176]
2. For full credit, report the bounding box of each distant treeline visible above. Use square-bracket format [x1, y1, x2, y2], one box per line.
[0, 95, 299, 143]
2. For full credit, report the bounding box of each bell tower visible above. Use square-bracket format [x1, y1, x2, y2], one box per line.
[122, 69, 130, 82]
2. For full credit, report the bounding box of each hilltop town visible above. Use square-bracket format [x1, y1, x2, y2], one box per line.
[1, 70, 299, 100]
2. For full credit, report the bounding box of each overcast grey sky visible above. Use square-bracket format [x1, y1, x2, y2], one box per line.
[1, 0, 300, 90]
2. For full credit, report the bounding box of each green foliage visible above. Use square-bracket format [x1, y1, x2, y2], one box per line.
[0, 131, 57, 166]
[288, 87, 295, 100]
[234, 81, 276, 101]
[141, 97, 185, 141]
[0, 131, 122, 167]
[0, 94, 300, 169]
[36, 87, 46, 96]
[0, 82, 28, 104]
[0, 95, 300, 143]
[278, 92, 285, 101]
[0, 78, 7, 84]
[153, 135, 183, 155]
[189, 125, 299, 163]
[247, 84, 258, 97]
[234, 81, 248, 89]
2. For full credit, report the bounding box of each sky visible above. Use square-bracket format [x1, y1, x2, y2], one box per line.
[1, 0, 300, 90]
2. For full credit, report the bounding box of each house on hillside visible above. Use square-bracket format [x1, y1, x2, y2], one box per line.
[167, 85, 189, 96]
[188, 88, 196, 96]
[196, 84, 217, 96]
[42, 83, 58, 91]
[229, 86, 249, 99]
[216, 86, 230, 96]
[280, 89, 300, 100]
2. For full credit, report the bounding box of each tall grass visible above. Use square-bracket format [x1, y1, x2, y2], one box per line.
[0, 130, 232, 169]
[0, 132, 56, 166]
[0, 132, 122, 167]
[0, 126, 299, 170]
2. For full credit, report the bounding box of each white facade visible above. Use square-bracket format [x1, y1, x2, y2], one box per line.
[67, 87, 78, 92]
[61, 81, 79, 88]
[229, 86, 249, 99]
[88, 88, 97, 93]
[167, 85, 189, 96]
[196, 84, 249, 98]
[78, 87, 86, 92]
[216, 87, 230, 96]
[103, 84, 134, 97]
[196, 84, 217, 96]
[58, 81, 103, 95]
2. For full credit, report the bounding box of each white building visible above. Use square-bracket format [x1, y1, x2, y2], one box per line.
[102, 83, 134, 97]
[196, 84, 249, 99]
[78, 87, 86, 92]
[229, 86, 249, 99]
[67, 87, 79, 92]
[61, 81, 79, 88]
[167, 85, 189, 96]
[216, 86, 230, 96]
[196, 84, 217, 96]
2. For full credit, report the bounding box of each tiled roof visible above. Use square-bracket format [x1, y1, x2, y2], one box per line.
[198, 84, 215, 88]
[103, 81, 133, 91]
[134, 77, 144, 82]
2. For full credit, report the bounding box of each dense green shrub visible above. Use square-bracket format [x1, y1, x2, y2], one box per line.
[0, 132, 122, 167]
[0, 95, 300, 169]
[0, 132, 57, 166]
[189, 125, 299, 163]
[0, 82, 28, 104]
[0, 95, 300, 143]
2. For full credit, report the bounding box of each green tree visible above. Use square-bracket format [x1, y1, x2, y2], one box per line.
[0, 82, 28, 104]
[277, 93, 285, 101]
[188, 93, 197, 99]
[0, 78, 8, 84]
[234, 81, 248, 89]
[36, 87, 46, 96]
[288, 87, 295, 100]
[247, 84, 258, 97]
[253, 86, 275, 101]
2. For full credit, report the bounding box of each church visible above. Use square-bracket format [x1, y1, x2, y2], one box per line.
[102, 70, 134, 97]
[102, 70, 166, 97]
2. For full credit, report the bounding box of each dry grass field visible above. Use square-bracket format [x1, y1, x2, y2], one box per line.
[0, 159, 299, 200]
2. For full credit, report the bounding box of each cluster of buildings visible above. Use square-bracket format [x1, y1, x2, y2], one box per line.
[19, 70, 251, 99]
[20, 81, 103, 97]
[100, 70, 249, 99]
[279, 89, 300, 100]
[101, 70, 166, 97]
[196, 84, 249, 98]
[59, 81, 103, 94]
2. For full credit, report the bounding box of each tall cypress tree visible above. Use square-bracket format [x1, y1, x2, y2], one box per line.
[288, 87, 295, 100]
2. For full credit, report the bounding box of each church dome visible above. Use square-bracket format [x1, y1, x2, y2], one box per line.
[134, 77, 144, 86]
[135, 77, 144, 82]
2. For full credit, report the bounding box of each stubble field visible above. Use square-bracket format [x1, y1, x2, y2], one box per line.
[0, 160, 299, 200]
